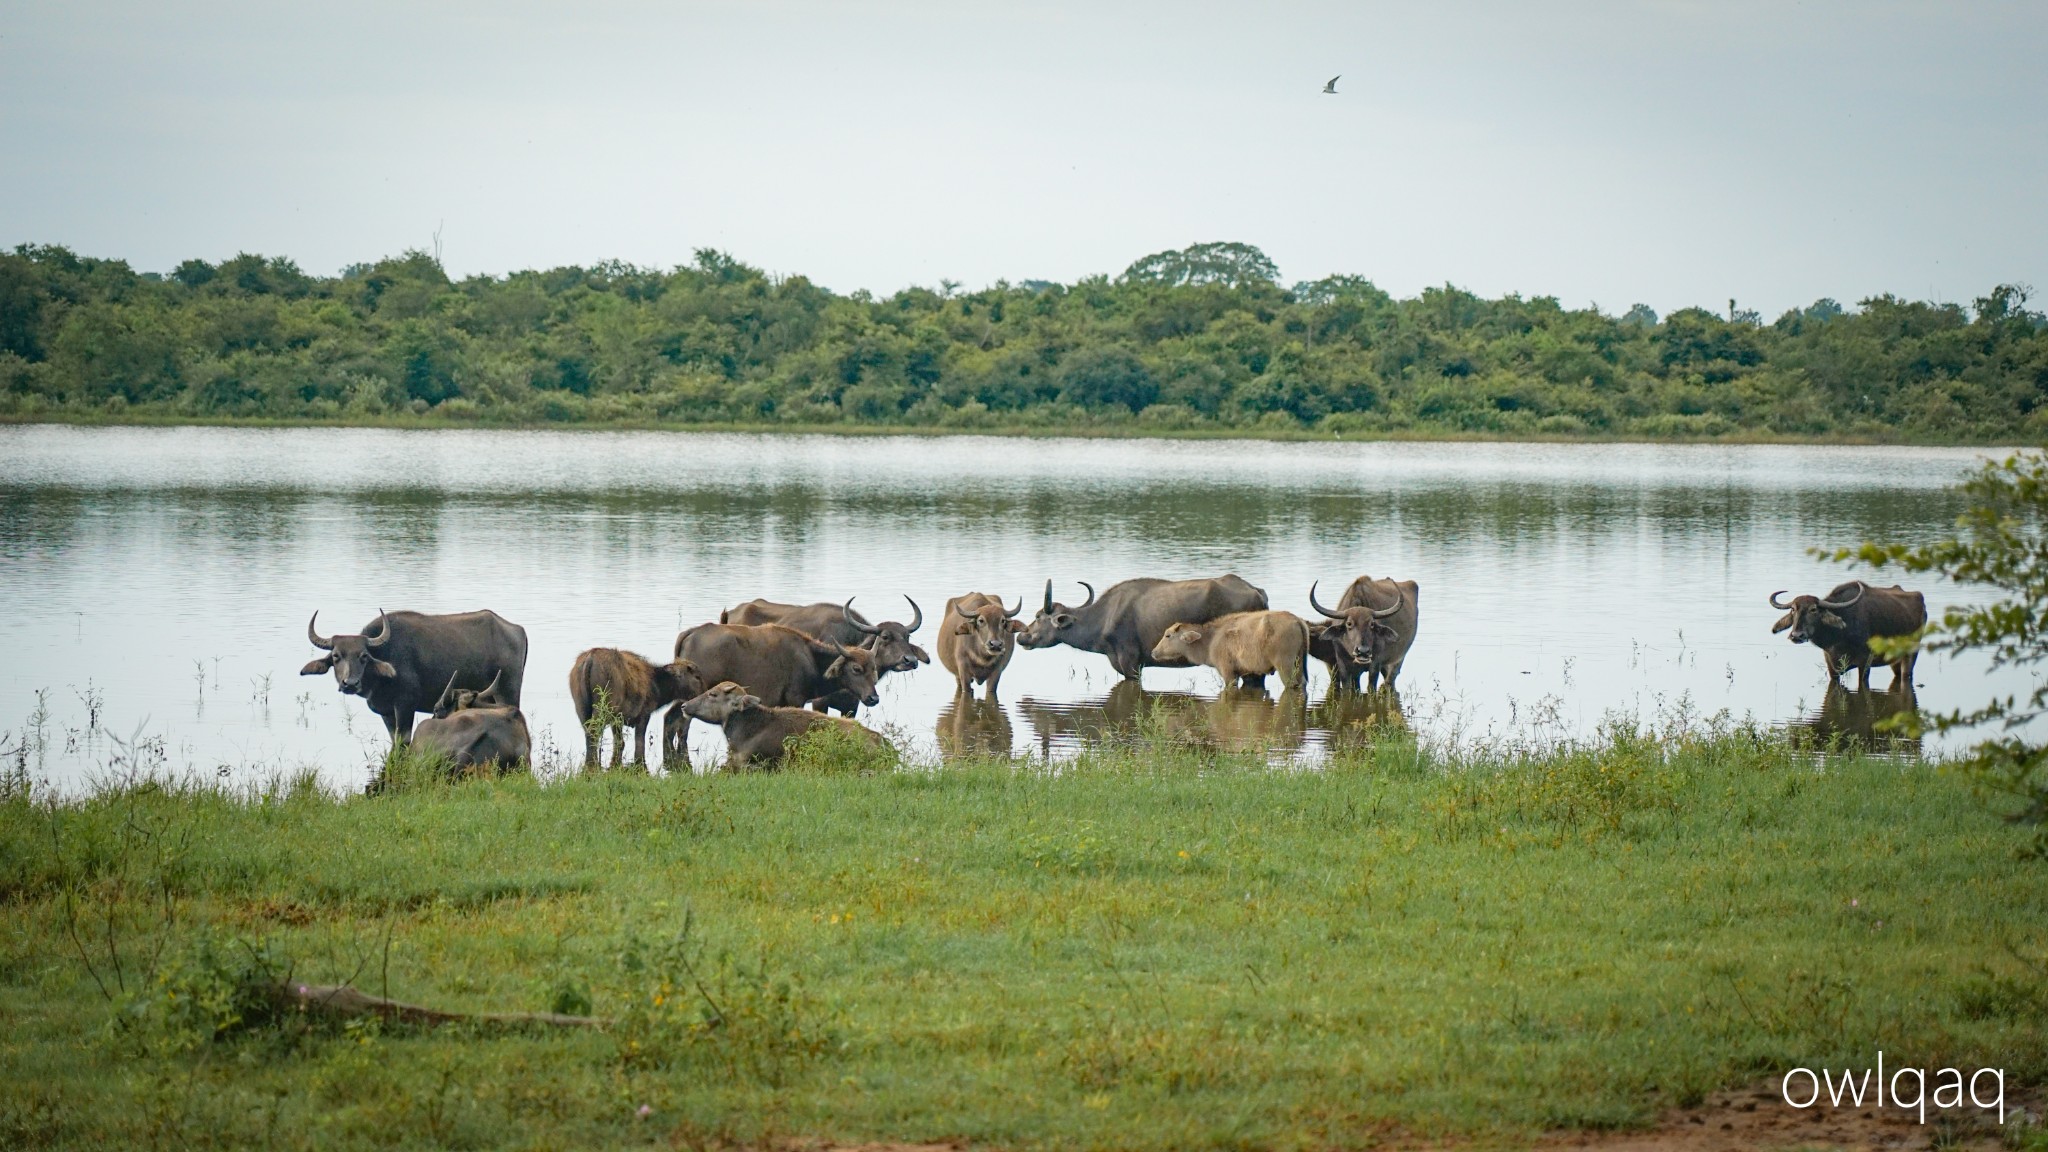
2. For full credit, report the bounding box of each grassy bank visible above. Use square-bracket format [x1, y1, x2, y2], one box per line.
[2, 727, 2045, 1150]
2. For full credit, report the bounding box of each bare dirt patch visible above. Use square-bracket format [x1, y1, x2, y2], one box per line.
[1546, 1082, 2031, 1151]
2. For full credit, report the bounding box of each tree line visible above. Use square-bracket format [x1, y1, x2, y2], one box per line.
[1, 239, 2042, 439]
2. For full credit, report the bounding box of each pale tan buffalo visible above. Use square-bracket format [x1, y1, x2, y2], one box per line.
[1149, 610, 1310, 692]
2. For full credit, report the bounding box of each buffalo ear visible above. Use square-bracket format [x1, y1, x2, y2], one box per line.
[1770, 613, 1793, 634]
[300, 656, 334, 676]
[370, 659, 398, 679]
[1820, 611, 1846, 630]
[738, 693, 762, 711]
[954, 622, 974, 635]
[1180, 629, 1202, 644]
[911, 644, 931, 663]
[825, 657, 847, 679]
[1006, 619, 1026, 634]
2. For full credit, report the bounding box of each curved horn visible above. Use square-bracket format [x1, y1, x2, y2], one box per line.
[843, 597, 881, 635]
[307, 611, 333, 650]
[1004, 595, 1023, 619]
[904, 595, 922, 634]
[1307, 580, 1344, 621]
[363, 610, 392, 648]
[478, 669, 505, 703]
[1043, 579, 1054, 613]
[1076, 581, 1096, 609]
[1768, 590, 1793, 610]
[955, 599, 979, 619]
[1370, 595, 1402, 619]
[1818, 581, 1865, 610]
[433, 671, 460, 713]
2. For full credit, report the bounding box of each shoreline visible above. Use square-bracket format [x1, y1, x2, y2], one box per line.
[0, 411, 2018, 448]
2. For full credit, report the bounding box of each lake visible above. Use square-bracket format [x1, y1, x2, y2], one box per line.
[0, 425, 2017, 791]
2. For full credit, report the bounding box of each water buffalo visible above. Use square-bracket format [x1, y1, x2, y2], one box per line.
[681, 681, 888, 771]
[662, 623, 883, 763]
[569, 648, 707, 769]
[1307, 576, 1420, 692]
[938, 592, 1025, 698]
[1769, 580, 1926, 690]
[1017, 574, 1269, 680]
[408, 671, 530, 775]
[721, 596, 928, 714]
[1151, 610, 1311, 692]
[301, 609, 527, 745]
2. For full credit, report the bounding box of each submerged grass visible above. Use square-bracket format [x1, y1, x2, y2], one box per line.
[0, 725, 2044, 1150]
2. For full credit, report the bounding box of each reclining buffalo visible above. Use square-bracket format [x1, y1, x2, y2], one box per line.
[720, 596, 928, 715]
[1307, 576, 1419, 692]
[662, 622, 884, 764]
[1018, 574, 1268, 680]
[301, 609, 528, 746]
[569, 648, 707, 769]
[1769, 580, 1925, 690]
[408, 671, 531, 775]
[681, 680, 889, 771]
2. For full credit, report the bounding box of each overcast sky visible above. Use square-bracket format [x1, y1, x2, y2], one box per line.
[4, 1, 2043, 316]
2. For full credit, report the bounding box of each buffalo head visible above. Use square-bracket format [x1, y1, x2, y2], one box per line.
[1019, 580, 1097, 649]
[656, 658, 708, 705]
[954, 594, 1025, 658]
[1769, 582, 1863, 645]
[301, 611, 395, 696]
[1308, 580, 1401, 668]
[843, 596, 930, 672]
[430, 668, 509, 719]
[682, 681, 762, 725]
[815, 640, 883, 708]
[1149, 621, 1206, 663]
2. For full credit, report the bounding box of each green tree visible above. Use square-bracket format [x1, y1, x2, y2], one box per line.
[1839, 450, 2048, 856]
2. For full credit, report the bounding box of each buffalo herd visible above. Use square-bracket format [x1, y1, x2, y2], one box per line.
[301, 572, 1930, 774]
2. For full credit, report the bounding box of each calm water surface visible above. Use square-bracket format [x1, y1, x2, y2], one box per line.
[0, 426, 2019, 790]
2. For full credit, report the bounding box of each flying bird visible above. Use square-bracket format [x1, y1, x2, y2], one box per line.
[1322, 75, 1340, 94]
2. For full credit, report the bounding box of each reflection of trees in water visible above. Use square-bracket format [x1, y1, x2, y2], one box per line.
[1786, 683, 1921, 756]
[935, 695, 1013, 760]
[1019, 680, 1406, 757]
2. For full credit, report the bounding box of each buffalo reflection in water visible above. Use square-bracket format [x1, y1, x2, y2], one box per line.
[935, 695, 1015, 760]
[1017, 680, 1405, 758]
[1786, 683, 1921, 756]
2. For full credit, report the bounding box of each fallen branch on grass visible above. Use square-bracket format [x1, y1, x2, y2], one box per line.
[280, 982, 608, 1029]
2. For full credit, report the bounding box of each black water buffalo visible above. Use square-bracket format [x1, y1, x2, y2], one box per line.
[1017, 574, 1269, 680]
[1307, 576, 1420, 692]
[681, 681, 888, 771]
[938, 592, 1024, 699]
[409, 671, 531, 774]
[721, 596, 928, 714]
[1769, 580, 1926, 690]
[661, 622, 884, 763]
[569, 648, 707, 769]
[301, 609, 527, 745]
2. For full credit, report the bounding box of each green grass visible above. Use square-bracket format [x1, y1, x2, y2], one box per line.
[1, 727, 2044, 1150]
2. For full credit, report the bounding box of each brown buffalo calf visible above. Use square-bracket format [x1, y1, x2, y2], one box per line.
[938, 592, 1025, 698]
[681, 681, 886, 771]
[569, 648, 706, 769]
[1150, 610, 1310, 692]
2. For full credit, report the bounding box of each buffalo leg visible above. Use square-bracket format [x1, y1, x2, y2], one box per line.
[1822, 651, 1842, 684]
[662, 706, 689, 770]
[582, 721, 601, 769]
[1855, 660, 1872, 692]
[983, 664, 1006, 700]
[1109, 648, 1145, 681]
[609, 722, 627, 769]
[631, 721, 648, 768]
[392, 709, 417, 745]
